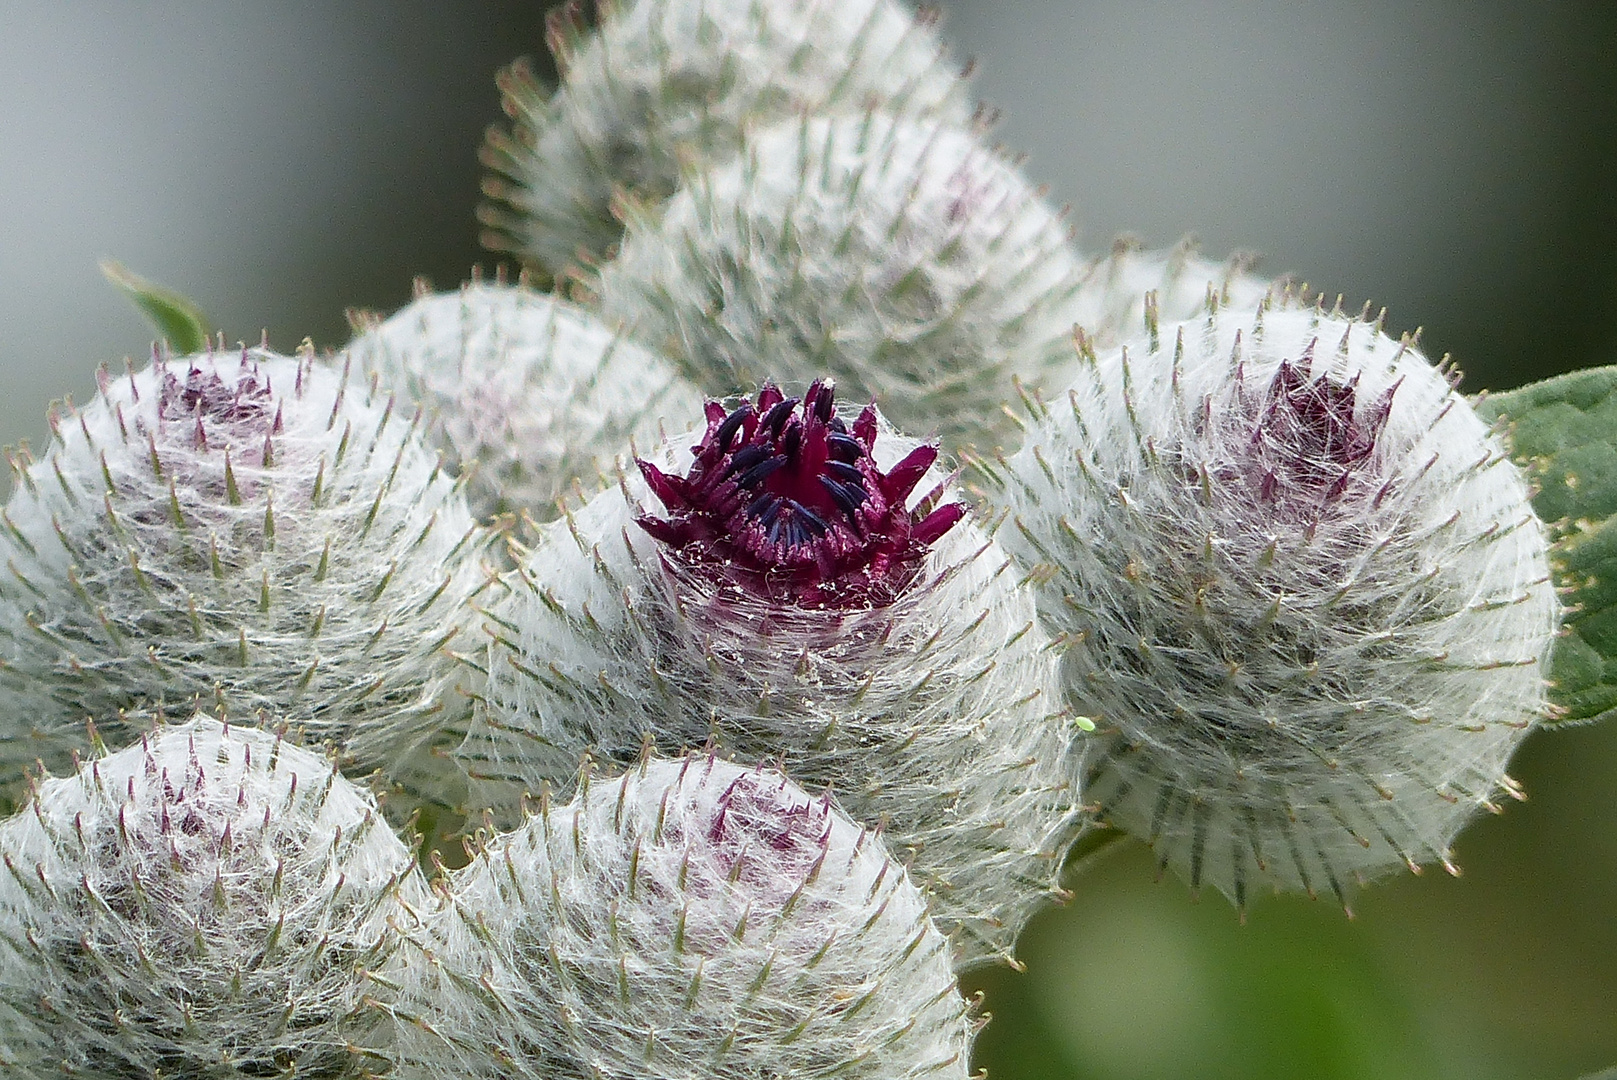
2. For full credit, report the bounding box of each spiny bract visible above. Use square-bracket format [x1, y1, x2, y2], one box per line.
[0, 717, 427, 1078]
[382, 754, 973, 1080]
[1069, 235, 1277, 352]
[0, 346, 489, 806]
[481, 0, 974, 278]
[977, 296, 1559, 911]
[461, 388, 1081, 966]
[594, 112, 1086, 452]
[345, 281, 704, 523]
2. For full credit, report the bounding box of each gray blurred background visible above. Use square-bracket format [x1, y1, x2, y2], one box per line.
[3, 2, 1615, 1077]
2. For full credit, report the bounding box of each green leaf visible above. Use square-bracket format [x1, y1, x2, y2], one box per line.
[1476, 366, 1617, 725]
[100, 259, 210, 355]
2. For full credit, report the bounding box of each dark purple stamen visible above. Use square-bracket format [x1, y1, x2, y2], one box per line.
[635, 379, 966, 608]
[761, 397, 799, 435]
[723, 445, 771, 479]
[825, 460, 865, 485]
[737, 455, 788, 488]
[715, 406, 751, 452]
[827, 433, 863, 461]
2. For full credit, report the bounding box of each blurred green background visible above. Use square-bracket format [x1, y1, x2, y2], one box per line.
[2, 2, 1614, 1077]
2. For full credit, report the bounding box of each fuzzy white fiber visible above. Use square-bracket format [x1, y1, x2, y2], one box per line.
[1069, 236, 1278, 353]
[594, 113, 1087, 452]
[482, 0, 974, 277]
[0, 717, 427, 1078]
[0, 347, 490, 807]
[383, 754, 973, 1080]
[979, 295, 1559, 909]
[346, 283, 705, 522]
[459, 411, 1080, 967]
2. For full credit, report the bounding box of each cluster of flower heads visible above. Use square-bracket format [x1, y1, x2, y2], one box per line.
[461, 377, 1078, 967]
[0, 0, 1569, 1075]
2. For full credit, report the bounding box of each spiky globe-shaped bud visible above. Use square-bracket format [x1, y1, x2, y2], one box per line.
[976, 296, 1559, 911]
[461, 382, 1080, 965]
[346, 282, 704, 522]
[482, 0, 974, 277]
[1071, 236, 1277, 351]
[594, 113, 1086, 451]
[384, 754, 972, 1080]
[0, 718, 427, 1078]
[0, 347, 489, 804]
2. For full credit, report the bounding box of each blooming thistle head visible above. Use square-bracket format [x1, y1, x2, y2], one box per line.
[481, 0, 974, 278]
[636, 379, 964, 607]
[0, 345, 489, 811]
[383, 754, 973, 1080]
[461, 380, 1079, 967]
[0, 717, 427, 1078]
[978, 295, 1559, 912]
[345, 281, 704, 524]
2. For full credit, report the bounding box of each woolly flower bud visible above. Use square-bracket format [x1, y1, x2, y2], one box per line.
[977, 297, 1559, 911]
[0, 347, 488, 803]
[462, 382, 1079, 965]
[385, 754, 972, 1080]
[482, 0, 973, 277]
[1070, 236, 1277, 351]
[346, 282, 704, 522]
[0, 717, 426, 1077]
[594, 113, 1085, 451]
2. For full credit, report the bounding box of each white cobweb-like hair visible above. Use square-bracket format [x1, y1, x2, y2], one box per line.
[0, 346, 491, 810]
[458, 404, 1081, 968]
[594, 112, 1086, 453]
[345, 281, 704, 524]
[379, 754, 973, 1080]
[976, 292, 1559, 911]
[0, 717, 428, 1078]
[1067, 235, 1278, 353]
[481, 0, 975, 278]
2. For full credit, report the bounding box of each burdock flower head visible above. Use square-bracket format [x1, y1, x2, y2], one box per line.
[346, 281, 704, 523]
[0, 345, 489, 808]
[384, 754, 973, 1080]
[481, 0, 974, 278]
[462, 379, 1080, 966]
[635, 379, 964, 607]
[0, 717, 427, 1078]
[594, 112, 1086, 451]
[979, 295, 1560, 912]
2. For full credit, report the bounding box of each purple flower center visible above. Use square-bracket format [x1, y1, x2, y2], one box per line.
[156, 358, 281, 453]
[636, 380, 965, 608]
[1235, 346, 1397, 511]
[704, 770, 835, 890]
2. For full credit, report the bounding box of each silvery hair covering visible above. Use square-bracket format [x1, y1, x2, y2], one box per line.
[345, 282, 704, 523]
[594, 112, 1086, 453]
[482, 0, 974, 278]
[461, 385, 1081, 967]
[381, 754, 973, 1080]
[976, 294, 1559, 911]
[0, 346, 490, 809]
[0, 718, 427, 1078]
